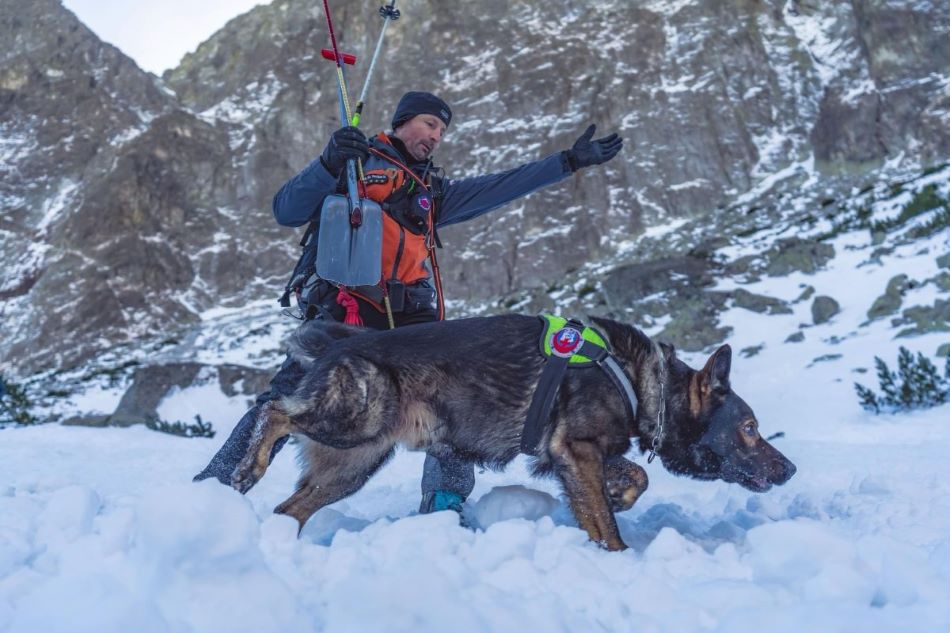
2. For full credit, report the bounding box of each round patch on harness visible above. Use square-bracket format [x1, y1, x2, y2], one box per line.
[551, 326, 583, 358]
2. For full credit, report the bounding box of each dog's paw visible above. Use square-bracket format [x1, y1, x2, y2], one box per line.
[604, 457, 648, 513]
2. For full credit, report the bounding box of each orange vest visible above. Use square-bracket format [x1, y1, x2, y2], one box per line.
[352, 134, 441, 314]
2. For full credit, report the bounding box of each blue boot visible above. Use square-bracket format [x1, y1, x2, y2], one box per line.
[420, 490, 465, 513]
[419, 490, 471, 527]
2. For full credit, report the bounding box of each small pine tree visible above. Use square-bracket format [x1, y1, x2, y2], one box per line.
[855, 348, 950, 413]
[145, 414, 216, 438]
[0, 375, 38, 425]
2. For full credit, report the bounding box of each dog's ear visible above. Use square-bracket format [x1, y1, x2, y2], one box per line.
[700, 344, 732, 395]
[658, 341, 676, 362]
[589, 315, 629, 349]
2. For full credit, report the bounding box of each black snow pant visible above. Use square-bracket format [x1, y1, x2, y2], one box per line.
[193, 295, 476, 507]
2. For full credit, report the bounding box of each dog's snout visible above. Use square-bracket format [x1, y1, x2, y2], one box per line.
[774, 458, 796, 485]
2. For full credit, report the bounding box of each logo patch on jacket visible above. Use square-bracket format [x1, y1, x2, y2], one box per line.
[415, 192, 432, 212]
[363, 173, 390, 186]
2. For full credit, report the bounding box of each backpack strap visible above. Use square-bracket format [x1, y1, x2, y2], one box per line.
[278, 220, 320, 308]
[367, 146, 446, 320]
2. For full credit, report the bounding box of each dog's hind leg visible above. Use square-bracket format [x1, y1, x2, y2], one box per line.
[274, 436, 396, 532]
[550, 437, 627, 551]
[604, 456, 648, 513]
[230, 400, 296, 494]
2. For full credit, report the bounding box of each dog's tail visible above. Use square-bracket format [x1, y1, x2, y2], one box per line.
[287, 320, 364, 368]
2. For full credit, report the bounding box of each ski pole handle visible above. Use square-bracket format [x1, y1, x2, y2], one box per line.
[379, 0, 400, 20]
[321, 48, 357, 65]
[353, 0, 400, 127]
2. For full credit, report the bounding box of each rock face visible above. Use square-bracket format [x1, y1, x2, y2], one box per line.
[0, 0, 282, 372]
[2, 0, 949, 375]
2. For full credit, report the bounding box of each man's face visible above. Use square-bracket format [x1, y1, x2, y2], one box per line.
[392, 114, 447, 161]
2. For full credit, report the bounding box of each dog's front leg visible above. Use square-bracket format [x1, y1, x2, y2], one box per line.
[231, 400, 294, 494]
[550, 437, 627, 551]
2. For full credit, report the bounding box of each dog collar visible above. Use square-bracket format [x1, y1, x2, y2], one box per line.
[646, 340, 668, 464]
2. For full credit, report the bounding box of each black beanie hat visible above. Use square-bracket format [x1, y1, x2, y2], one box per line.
[391, 91, 452, 130]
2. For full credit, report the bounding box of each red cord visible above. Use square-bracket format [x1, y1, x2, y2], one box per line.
[336, 287, 364, 326]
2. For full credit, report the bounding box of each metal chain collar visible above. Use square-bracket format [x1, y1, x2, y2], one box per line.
[647, 353, 667, 464]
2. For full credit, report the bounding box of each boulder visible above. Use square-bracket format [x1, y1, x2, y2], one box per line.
[95, 362, 271, 427]
[895, 299, 950, 337]
[603, 256, 714, 309]
[764, 238, 835, 277]
[785, 331, 805, 343]
[106, 363, 204, 427]
[867, 274, 911, 320]
[655, 290, 732, 352]
[811, 296, 841, 324]
[732, 288, 793, 314]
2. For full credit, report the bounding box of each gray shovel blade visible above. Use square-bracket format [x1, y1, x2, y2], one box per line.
[315, 194, 383, 287]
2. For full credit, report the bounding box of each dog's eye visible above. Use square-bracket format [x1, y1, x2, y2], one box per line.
[743, 422, 757, 437]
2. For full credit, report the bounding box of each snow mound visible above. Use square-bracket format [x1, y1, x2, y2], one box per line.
[470, 484, 560, 528]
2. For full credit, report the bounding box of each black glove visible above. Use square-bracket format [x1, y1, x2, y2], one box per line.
[320, 126, 369, 176]
[564, 124, 623, 172]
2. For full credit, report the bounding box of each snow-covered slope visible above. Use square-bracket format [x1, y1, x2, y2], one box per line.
[3, 0, 948, 374]
[2, 200, 948, 631]
[2, 1, 947, 628]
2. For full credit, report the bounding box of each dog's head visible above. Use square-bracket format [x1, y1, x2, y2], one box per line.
[660, 344, 796, 492]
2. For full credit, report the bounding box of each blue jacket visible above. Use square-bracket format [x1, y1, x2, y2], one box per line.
[273, 134, 573, 229]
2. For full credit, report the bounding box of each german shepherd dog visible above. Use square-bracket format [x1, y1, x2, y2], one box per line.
[232, 315, 796, 551]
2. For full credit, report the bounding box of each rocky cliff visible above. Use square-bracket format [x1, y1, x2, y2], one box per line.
[1, 0, 948, 378]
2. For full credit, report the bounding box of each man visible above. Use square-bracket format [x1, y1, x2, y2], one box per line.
[195, 91, 623, 519]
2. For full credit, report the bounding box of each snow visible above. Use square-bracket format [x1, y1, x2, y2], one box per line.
[3, 0, 947, 624]
[3, 213, 950, 631]
[197, 72, 284, 153]
[60, 381, 128, 417]
[3, 390, 949, 632]
[37, 180, 80, 233]
[2, 157, 949, 630]
[782, 1, 867, 89]
[154, 367, 250, 426]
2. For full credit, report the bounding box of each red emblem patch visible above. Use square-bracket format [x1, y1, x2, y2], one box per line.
[551, 327, 582, 357]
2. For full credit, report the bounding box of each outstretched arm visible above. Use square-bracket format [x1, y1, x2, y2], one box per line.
[436, 124, 623, 228]
[435, 152, 572, 227]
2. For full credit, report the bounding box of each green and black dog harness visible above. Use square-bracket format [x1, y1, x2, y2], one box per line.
[521, 315, 639, 455]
